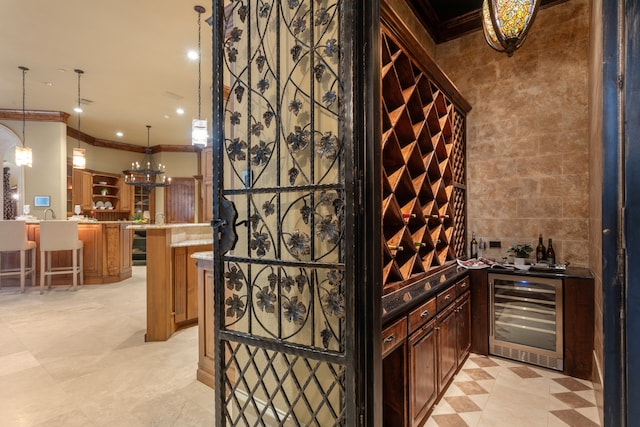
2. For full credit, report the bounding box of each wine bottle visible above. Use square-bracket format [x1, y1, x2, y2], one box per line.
[536, 234, 546, 262]
[470, 232, 478, 259]
[546, 238, 556, 265]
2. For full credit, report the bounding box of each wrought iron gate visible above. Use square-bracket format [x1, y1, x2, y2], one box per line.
[210, 1, 379, 425]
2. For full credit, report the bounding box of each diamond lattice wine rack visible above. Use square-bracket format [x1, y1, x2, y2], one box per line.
[381, 29, 468, 294]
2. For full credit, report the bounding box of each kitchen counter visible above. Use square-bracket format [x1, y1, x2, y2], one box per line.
[382, 262, 466, 325]
[141, 223, 212, 341]
[0, 221, 132, 286]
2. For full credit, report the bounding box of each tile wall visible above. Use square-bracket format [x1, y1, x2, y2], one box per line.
[435, 0, 591, 267]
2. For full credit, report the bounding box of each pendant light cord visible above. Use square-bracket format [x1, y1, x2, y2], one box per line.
[19, 66, 28, 147]
[197, 7, 202, 120]
[75, 69, 84, 147]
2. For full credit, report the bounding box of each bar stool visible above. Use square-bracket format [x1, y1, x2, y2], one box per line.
[39, 220, 84, 294]
[0, 220, 37, 293]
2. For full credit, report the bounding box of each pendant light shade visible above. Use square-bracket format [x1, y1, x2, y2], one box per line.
[72, 69, 87, 169]
[191, 5, 208, 146]
[482, 0, 540, 57]
[15, 66, 32, 168]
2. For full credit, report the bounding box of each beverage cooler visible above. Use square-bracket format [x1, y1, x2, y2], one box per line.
[488, 273, 563, 371]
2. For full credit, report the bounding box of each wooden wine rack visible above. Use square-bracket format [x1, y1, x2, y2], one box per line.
[381, 29, 467, 294]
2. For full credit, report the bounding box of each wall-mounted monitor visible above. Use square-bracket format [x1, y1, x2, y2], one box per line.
[33, 195, 50, 207]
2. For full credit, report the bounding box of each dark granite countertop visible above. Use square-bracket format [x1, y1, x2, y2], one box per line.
[381, 262, 593, 326]
[484, 265, 593, 280]
[382, 262, 466, 325]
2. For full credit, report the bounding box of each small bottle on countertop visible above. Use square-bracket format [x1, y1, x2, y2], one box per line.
[546, 238, 556, 265]
[470, 232, 478, 259]
[536, 234, 546, 262]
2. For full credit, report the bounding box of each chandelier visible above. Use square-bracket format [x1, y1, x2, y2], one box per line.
[191, 5, 208, 146]
[482, 0, 540, 57]
[124, 125, 171, 194]
[72, 69, 86, 169]
[15, 66, 32, 168]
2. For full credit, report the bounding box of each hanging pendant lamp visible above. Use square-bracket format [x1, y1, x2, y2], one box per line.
[72, 69, 87, 169]
[191, 5, 208, 146]
[15, 66, 33, 168]
[482, 0, 540, 57]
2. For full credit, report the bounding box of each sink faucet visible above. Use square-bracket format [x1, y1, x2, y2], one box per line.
[44, 208, 56, 220]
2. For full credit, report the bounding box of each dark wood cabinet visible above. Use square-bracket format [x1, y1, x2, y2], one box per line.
[383, 277, 471, 426]
[408, 318, 437, 427]
[456, 292, 471, 366]
[436, 301, 458, 392]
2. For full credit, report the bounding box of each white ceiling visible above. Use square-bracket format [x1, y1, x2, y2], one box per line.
[0, 0, 213, 147]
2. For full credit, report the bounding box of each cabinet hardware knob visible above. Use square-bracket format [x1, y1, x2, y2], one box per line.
[384, 334, 396, 343]
[445, 294, 451, 301]
[435, 327, 440, 331]
[420, 310, 430, 318]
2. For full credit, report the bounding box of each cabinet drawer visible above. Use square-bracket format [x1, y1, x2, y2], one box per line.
[437, 285, 456, 311]
[408, 297, 436, 333]
[382, 317, 407, 358]
[456, 277, 470, 296]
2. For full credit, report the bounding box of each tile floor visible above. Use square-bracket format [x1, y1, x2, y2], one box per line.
[0, 268, 601, 426]
[425, 355, 601, 427]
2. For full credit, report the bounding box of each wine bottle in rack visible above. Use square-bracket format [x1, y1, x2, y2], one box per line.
[470, 232, 478, 259]
[536, 234, 546, 262]
[414, 242, 426, 248]
[402, 213, 416, 223]
[388, 244, 404, 252]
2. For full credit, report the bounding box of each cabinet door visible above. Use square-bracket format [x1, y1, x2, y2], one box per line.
[164, 178, 195, 223]
[72, 170, 93, 211]
[456, 292, 471, 366]
[202, 179, 213, 223]
[119, 177, 132, 212]
[437, 303, 457, 392]
[409, 318, 437, 427]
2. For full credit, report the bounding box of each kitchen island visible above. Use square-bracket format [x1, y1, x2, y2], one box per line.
[0, 220, 132, 286]
[128, 223, 212, 342]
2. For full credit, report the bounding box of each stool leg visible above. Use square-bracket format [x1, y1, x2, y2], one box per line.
[20, 249, 26, 293]
[79, 247, 84, 286]
[47, 252, 52, 289]
[30, 247, 36, 288]
[72, 249, 77, 291]
[0, 252, 2, 289]
[40, 250, 45, 294]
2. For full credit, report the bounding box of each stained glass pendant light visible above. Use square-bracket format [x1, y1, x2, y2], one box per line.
[72, 69, 86, 169]
[15, 66, 33, 168]
[191, 5, 208, 146]
[482, 0, 540, 56]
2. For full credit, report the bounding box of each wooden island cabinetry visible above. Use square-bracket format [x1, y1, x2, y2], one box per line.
[134, 223, 212, 342]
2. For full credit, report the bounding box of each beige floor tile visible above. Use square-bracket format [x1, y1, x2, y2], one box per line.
[0, 350, 40, 377]
[458, 411, 482, 427]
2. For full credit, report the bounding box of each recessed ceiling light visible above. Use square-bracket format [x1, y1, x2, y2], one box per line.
[176, 108, 185, 115]
[164, 114, 170, 119]
[74, 106, 83, 113]
[44, 81, 54, 87]
[187, 50, 199, 60]
[116, 131, 123, 137]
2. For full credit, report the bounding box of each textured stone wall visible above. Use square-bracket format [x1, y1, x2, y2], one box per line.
[435, 0, 591, 266]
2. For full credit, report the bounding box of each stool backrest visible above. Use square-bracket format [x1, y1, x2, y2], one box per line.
[0, 220, 30, 251]
[39, 221, 79, 251]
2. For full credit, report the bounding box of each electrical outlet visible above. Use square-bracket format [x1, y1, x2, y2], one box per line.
[489, 241, 501, 248]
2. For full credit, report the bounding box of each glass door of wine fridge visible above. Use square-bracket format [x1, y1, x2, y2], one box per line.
[489, 273, 563, 371]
